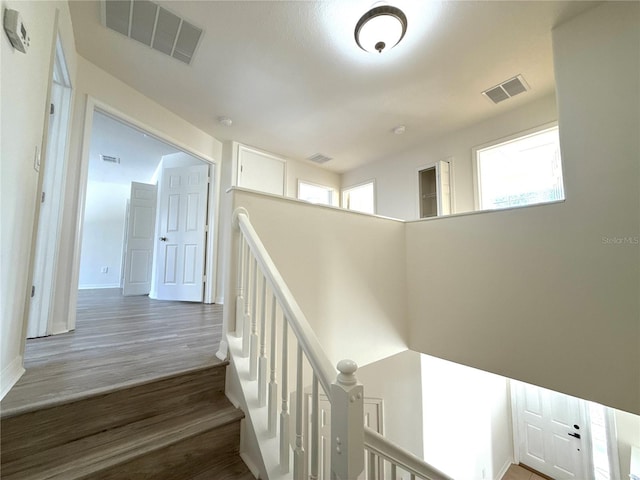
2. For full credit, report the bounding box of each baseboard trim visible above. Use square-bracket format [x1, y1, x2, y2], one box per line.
[0, 355, 25, 401]
[78, 284, 120, 290]
[495, 459, 513, 480]
[215, 296, 224, 304]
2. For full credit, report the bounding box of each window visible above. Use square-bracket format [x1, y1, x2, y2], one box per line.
[475, 125, 564, 210]
[297, 180, 334, 206]
[342, 181, 375, 214]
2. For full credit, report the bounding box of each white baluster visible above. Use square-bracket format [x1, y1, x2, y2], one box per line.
[268, 293, 278, 437]
[241, 245, 251, 356]
[280, 319, 290, 472]
[310, 374, 319, 480]
[249, 259, 259, 380]
[410, 474, 416, 480]
[293, 345, 305, 480]
[390, 462, 397, 480]
[258, 275, 268, 406]
[330, 360, 364, 480]
[367, 451, 376, 480]
[235, 234, 245, 335]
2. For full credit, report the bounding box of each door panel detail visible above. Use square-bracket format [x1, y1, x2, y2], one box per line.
[122, 182, 157, 296]
[155, 164, 208, 301]
[514, 382, 589, 479]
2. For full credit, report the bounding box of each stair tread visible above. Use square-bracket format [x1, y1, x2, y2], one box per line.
[1, 364, 229, 464]
[190, 455, 255, 480]
[1, 361, 229, 419]
[2, 398, 244, 480]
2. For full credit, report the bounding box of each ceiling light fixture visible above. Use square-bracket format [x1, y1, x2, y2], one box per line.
[355, 5, 407, 53]
[218, 116, 233, 127]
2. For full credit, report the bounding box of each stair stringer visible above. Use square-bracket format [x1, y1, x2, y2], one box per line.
[226, 334, 290, 480]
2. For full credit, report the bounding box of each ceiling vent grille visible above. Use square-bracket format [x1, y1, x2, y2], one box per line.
[307, 153, 332, 164]
[103, 0, 203, 65]
[482, 75, 529, 104]
[100, 154, 121, 164]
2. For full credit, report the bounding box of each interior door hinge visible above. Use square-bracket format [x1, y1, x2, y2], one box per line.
[205, 225, 208, 232]
[41, 191, 45, 203]
[31, 285, 36, 298]
[202, 275, 207, 283]
[50, 103, 55, 115]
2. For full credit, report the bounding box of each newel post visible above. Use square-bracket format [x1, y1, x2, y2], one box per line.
[232, 207, 249, 329]
[330, 359, 364, 480]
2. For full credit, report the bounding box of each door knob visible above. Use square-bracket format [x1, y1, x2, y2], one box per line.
[160, 236, 167, 242]
[568, 432, 581, 439]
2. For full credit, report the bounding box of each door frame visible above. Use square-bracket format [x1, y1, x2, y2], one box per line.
[415, 157, 455, 220]
[68, 96, 221, 330]
[509, 380, 595, 480]
[26, 28, 73, 338]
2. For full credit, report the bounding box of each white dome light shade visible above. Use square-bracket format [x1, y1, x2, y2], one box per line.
[355, 6, 407, 53]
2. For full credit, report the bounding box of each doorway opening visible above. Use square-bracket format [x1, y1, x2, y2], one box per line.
[77, 110, 213, 311]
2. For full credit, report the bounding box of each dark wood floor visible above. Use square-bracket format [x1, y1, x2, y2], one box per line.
[1, 289, 224, 416]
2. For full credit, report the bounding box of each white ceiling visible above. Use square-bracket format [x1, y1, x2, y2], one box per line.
[88, 111, 181, 184]
[70, 0, 598, 173]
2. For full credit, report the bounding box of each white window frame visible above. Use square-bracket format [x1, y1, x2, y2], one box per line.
[297, 179, 336, 206]
[472, 121, 564, 211]
[341, 179, 376, 214]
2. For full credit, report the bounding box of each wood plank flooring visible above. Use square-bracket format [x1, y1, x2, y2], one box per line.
[1, 289, 224, 416]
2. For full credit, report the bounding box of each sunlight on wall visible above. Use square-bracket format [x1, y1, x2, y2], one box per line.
[421, 354, 512, 480]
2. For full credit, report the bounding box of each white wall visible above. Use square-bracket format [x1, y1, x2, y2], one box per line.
[341, 93, 558, 219]
[615, 410, 640, 480]
[357, 350, 424, 458]
[78, 181, 130, 288]
[405, 2, 639, 415]
[218, 141, 344, 306]
[52, 56, 224, 330]
[0, 0, 77, 398]
[421, 354, 513, 480]
[228, 188, 408, 369]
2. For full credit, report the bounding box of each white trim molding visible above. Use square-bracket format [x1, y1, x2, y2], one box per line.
[1, 355, 25, 401]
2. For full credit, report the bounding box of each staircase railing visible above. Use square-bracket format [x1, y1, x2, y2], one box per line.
[227, 207, 452, 480]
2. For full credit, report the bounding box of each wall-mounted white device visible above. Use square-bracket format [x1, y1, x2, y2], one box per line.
[3, 8, 30, 53]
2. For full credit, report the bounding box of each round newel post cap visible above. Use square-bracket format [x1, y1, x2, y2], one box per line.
[232, 207, 249, 228]
[337, 359, 358, 385]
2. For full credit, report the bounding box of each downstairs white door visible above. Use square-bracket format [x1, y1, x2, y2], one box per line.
[155, 164, 209, 302]
[122, 182, 157, 296]
[513, 381, 591, 479]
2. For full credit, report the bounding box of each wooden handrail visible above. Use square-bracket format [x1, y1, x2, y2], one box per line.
[364, 427, 454, 480]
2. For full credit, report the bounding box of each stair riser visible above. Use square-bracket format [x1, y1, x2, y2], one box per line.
[86, 420, 241, 480]
[1, 366, 227, 465]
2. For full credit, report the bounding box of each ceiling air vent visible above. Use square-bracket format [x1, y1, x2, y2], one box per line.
[100, 154, 121, 164]
[307, 153, 332, 164]
[482, 75, 529, 104]
[103, 0, 203, 65]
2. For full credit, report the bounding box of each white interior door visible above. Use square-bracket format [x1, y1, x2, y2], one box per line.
[514, 381, 590, 479]
[155, 164, 209, 302]
[122, 182, 157, 296]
